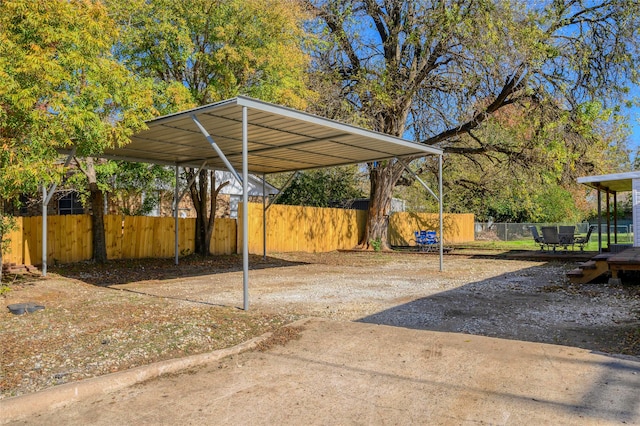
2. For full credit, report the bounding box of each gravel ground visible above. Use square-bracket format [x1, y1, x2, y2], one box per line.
[1, 251, 639, 400]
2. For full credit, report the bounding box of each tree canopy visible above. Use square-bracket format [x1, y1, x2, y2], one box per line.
[305, 0, 640, 244]
[110, 0, 314, 109]
[0, 0, 155, 201]
[0, 0, 159, 268]
[274, 167, 365, 207]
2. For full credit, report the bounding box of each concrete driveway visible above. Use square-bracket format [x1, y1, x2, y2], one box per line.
[3, 317, 639, 425]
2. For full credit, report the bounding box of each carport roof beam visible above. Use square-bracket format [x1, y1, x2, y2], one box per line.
[191, 114, 243, 184]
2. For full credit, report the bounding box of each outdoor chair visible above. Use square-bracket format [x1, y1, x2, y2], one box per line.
[413, 230, 428, 251]
[574, 225, 596, 251]
[541, 226, 560, 252]
[529, 226, 545, 251]
[558, 225, 576, 251]
[424, 230, 440, 252]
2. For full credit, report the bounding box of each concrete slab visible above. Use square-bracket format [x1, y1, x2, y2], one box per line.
[2, 318, 639, 425]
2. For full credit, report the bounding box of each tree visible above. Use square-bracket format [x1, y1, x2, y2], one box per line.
[304, 0, 640, 249]
[67, 160, 175, 216]
[111, 0, 314, 255]
[1, 0, 156, 264]
[411, 101, 631, 222]
[275, 166, 365, 207]
[0, 123, 53, 280]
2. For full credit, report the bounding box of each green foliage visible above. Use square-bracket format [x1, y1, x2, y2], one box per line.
[110, 0, 314, 109]
[0, 213, 17, 255]
[275, 167, 365, 207]
[0, 0, 156, 206]
[67, 161, 175, 216]
[369, 238, 382, 252]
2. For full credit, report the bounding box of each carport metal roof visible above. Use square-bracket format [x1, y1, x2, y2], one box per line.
[100, 96, 442, 173]
[50, 96, 444, 310]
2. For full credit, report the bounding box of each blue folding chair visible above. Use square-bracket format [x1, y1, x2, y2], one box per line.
[413, 230, 428, 251]
[425, 231, 440, 252]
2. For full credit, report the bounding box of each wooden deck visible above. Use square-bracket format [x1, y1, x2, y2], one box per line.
[607, 247, 640, 283]
[568, 247, 640, 284]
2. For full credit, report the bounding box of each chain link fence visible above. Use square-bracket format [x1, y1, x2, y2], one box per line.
[474, 222, 633, 243]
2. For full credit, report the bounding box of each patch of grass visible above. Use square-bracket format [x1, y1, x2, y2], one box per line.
[455, 239, 606, 252]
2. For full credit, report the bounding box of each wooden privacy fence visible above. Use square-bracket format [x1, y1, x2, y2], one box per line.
[4, 215, 236, 265]
[388, 212, 475, 245]
[3, 205, 474, 265]
[240, 203, 474, 254]
[240, 203, 368, 254]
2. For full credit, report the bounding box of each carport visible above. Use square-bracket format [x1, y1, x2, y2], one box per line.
[52, 96, 443, 309]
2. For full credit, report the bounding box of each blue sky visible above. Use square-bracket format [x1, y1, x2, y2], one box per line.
[623, 84, 640, 163]
[628, 106, 640, 158]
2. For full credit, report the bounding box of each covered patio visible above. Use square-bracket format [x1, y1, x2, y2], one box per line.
[52, 96, 444, 309]
[569, 172, 640, 284]
[577, 171, 640, 251]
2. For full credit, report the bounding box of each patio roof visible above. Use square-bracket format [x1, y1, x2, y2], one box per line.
[99, 95, 442, 174]
[577, 171, 640, 193]
[577, 171, 640, 251]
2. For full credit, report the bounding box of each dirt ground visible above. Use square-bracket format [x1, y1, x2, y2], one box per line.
[1, 251, 639, 401]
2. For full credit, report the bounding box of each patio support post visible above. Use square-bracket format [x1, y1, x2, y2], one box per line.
[42, 186, 48, 276]
[614, 192, 618, 244]
[242, 106, 249, 311]
[597, 186, 602, 252]
[191, 110, 250, 310]
[42, 147, 76, 276]
[606, 189, 611, 248]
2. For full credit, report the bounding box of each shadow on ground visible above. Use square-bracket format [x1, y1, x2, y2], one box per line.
[358, 262, 640, 357]
[49, 254, 307, 286]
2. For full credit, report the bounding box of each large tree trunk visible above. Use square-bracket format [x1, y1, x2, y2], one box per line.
[361, 161, 404, 250]
[189, 169, 210, 256]
[84, 158, 108, 263]
[187, 169, 229, 256]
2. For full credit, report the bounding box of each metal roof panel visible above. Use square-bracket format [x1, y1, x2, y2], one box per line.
[99, 96, 442, 174]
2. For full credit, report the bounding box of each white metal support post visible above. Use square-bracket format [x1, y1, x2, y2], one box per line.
[42, 147, 76, 276]
[191, 114, 243, 184]
[190, 112, 248, 309]
[597, 186, 602, 253]
[42, 186, 49, 276]
[242, 106, 249, 311]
